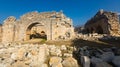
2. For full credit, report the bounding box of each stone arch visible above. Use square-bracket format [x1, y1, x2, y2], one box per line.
[90, 27, 94, 33]
[25, 22, 47, 40]
[86, 28, 90, 33]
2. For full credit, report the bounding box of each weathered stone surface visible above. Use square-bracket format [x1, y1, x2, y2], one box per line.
[30, 49, 38, 56]
[49, 45, 62, 56]
[41, 64, 48, 67]
[24, 59, 32, 65]
[51, 63, 63, 67]
[100, 52, 115, 62]
[49, 57, 62, 66]
[60, 45, 67, 51]
[10, 47, 26, 61]
[91, 57, 112, 67]
[0, 44, 80, 67]
[112, 56, 120, 67]
[0, 63, 5, 67]
[74, 46, 120, 67]
[17, 48, 26, 60]
[30, 45, 47, 67]
[62, 57, 79, 67]
[10, 61, 29, 67]
[81, 56, 90, 67]
[85, 10, 120, 36]
[0, 24, 2, 42]
[63, 53, 72, 57]
[1, 11, 75, 43]
[115, 49, 120, 55]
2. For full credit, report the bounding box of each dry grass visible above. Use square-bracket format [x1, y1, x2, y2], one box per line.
[72, 38, 120, 49]
[45, 40, 72, 46]
[15, 39, 47, 44]
[14, 37, 120, 48]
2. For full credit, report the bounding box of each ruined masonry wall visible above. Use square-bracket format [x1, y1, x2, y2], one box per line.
[85, 10, 120, 35]
[1, 11, 75, 43]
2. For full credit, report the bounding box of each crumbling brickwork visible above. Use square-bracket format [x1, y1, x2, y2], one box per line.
[0, 24, 2, 42]
[85, 10, 120, 35]
[0, 11, 75, 43]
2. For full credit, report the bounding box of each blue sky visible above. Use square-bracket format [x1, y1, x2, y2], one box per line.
[0, 0, 120, 26]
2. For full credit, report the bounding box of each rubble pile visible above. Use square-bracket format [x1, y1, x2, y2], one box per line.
[74, 46, 120, 67]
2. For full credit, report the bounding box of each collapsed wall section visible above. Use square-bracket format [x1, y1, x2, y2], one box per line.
[85, 10, 120, 36]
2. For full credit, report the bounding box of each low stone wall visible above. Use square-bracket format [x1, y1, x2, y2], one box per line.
[77, 33, 103, 41]
[77, 33, 120, 41]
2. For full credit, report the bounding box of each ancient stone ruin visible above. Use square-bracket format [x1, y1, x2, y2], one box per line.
[85, 10, 120, 36]
[0, 11, 75, 43]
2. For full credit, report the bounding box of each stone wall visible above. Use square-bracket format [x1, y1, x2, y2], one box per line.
[2, 16, 16, 43]
[119, 14, 120, 23]
[1, 11, 75, 43]
[85, 10, 120, 36]
[0, 24, 2, 42]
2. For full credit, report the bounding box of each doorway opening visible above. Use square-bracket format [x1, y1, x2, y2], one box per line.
[26, 23, 47, 40]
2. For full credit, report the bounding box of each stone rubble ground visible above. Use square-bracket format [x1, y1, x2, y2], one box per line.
[0, 43, 79, 67]
[0, 42, 120, 67]
[74, 46, 120, 67]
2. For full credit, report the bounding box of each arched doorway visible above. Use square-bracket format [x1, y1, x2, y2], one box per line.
[86, 28, 90, 33]
[26, 22, 47, 40]
[97, 25, 103, 34]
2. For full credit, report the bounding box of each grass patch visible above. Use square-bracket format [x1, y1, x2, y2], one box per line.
[19, 38, 47, 44]
[13, 37, 120, 48]
[45, 40, 72, 46]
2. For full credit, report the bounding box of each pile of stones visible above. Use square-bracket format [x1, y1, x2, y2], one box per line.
[0, 43, 79, 67]
[1, 43, 120, 67]
[74, 46, 120, 67]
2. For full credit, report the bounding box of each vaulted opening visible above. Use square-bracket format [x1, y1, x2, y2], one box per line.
[86, 28, 90, 33]
[26, 22, 47, 40]
[97, 25, 103, 34]
[90, 28, 94, 33]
